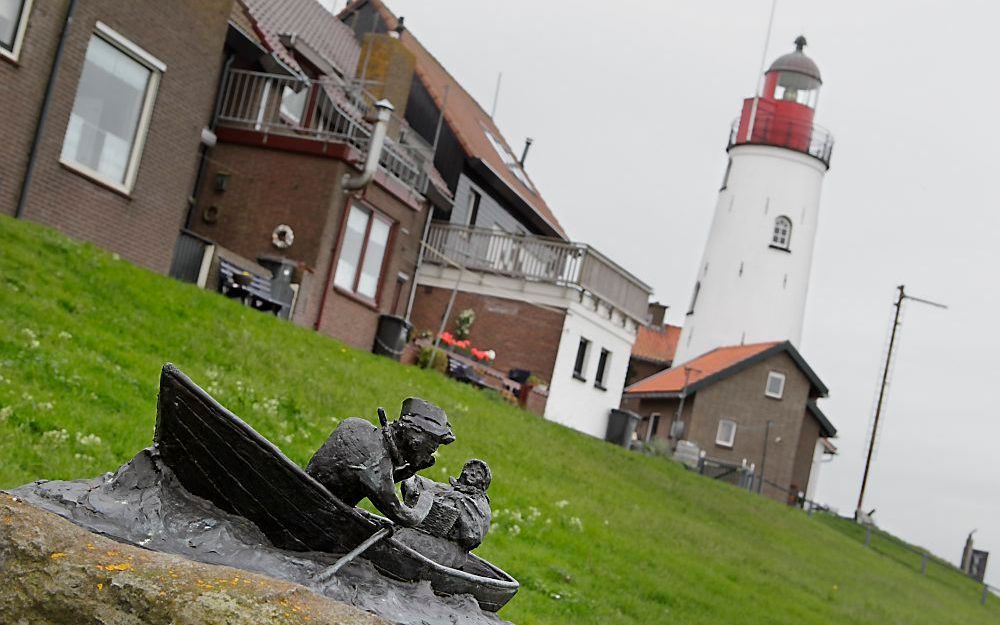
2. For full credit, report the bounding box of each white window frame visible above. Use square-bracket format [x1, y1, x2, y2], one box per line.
[765, 371, 786, 399]
[0, 0, 34, 62]
[716, 419, 737, 448]
[772, 216, 792, 250]
[59, 22, 165, 195]
[333, 203, 393, 303]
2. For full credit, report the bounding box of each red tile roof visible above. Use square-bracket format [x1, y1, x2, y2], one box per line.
[342, 0, 567, 239]
[631, 324, 681, 365]
[626, 342, 781, 395]
[240, 0, 360, 77]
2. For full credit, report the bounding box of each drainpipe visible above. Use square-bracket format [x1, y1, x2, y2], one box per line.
[15, 0, 78, 219]
[184, 53, 235, 230]
[342, 99, 394, 191]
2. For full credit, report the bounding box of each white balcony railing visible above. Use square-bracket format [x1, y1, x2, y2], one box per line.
[423, 224, 652, 321]
[216, 69, 429, 193]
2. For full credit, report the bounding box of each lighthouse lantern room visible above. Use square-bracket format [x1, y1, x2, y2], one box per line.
[674, 36, 834, 364]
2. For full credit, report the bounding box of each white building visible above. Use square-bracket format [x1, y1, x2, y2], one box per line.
[675, 36, 834, 363]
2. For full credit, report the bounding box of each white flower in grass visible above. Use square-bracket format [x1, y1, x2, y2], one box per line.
[37, 401, 54, 412]
[76, 433, 102, 446]
[28, 339, 40, 350]
[0, 406, 12, 420]
[41, 429, 69, 444]
[568, 516, 583, 531]
[555, 499, 569, 509]
[21, 328, 36, 339]
[508, 524, 521, 536]
[57, 331, 72, 340]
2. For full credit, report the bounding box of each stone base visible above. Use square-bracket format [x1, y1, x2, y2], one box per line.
[0, 493, 388, 625]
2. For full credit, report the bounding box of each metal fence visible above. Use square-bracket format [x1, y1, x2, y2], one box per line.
[422, 223, 652, 320]
[812, 512, 1000, 607]
[727, 116, 835, 166]
[216, 68, 429, 193]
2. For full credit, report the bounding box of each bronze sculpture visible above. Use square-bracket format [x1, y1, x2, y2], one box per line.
[305, 398, 456, 527]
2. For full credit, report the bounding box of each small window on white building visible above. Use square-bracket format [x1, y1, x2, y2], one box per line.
[765, 371, 786, 399]
[0, 0, 32, 61]
[60, 23, 165, 193]
[572, 337, 590, 380]
[772, 216, 792, 250]
[594, 348, 611, 390]
[716, 419, 737, 448]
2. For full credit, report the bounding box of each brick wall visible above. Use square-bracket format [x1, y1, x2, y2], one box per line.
[191, 139, 428, 351]
[624, 351, 824, 503]
[408, 286, 566, 382]
[3, 0, 232, 273]
[685, 351, 813, 502]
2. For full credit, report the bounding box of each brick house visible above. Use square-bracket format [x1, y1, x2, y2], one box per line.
[621, 341, 837, 503]
[627, 302, 682, 386]
[339, 0, 653, 438]
[181, 0, 454, 351]
[1, 0, 232, 273]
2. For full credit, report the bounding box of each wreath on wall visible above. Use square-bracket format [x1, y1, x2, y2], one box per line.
[272, 224, 295, 249]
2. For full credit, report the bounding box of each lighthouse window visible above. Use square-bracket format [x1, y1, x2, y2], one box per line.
[771, 216, 792, 250]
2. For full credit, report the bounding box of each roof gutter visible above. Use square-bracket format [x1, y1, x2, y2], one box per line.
[343, 99, 394, 191]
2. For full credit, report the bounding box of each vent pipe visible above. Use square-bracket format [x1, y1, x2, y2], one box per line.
[343, 99, 394, 191]
[519, 137, 533, 166]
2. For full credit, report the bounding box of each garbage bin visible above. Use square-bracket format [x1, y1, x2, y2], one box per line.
[605, 409, 641, 448]
[373, 314, 412, 360]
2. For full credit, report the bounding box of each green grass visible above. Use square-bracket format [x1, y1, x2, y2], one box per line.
[0, 214, 995, 624]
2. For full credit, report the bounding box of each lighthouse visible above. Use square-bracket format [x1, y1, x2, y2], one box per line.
[674, 36, 833, 363]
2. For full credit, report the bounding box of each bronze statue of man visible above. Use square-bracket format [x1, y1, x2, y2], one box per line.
[306, 398, 455, 527]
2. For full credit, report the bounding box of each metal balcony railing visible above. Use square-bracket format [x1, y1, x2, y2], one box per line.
[216, 69, 429, 193]
[727, 117, 834, 167]
[422, 224, 652, 321]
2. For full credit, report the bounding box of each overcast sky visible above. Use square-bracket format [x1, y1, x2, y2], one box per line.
[324, 0, 999, 584]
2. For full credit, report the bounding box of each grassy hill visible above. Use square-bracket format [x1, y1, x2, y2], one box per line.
[0, 214, 995, 624]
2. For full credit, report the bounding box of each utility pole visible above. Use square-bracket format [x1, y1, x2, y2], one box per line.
[672, 366, 701, 443]
[856, 284, 947, 518]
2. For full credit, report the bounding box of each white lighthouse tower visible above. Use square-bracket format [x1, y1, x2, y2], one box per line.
[674, 36, 833, 363]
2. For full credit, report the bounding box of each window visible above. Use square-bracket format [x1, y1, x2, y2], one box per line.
[60, 23, 164, 193]
[0, 0, 32, 61]
[334, 204, 393, 300]
[594, 348, 611, 390]
[572, 337, 590, 380]
[720, 158, 732, 190]
[765, 371, 786, 399]
[771, 216, 792, 250]
[280, 83, 309, 125]
[716, 419, 737, 448]
[466, 189, 481, 227]
[687, 281, 700, 315]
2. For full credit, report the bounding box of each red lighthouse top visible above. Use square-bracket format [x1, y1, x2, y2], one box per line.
[731, 36, 834, 166]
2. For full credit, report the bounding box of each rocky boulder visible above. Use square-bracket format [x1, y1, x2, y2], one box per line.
[0, 493, 388, 625]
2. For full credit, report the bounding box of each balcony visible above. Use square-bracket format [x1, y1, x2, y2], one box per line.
[216, 68, 430, 193]
[421, 224, 652, 321]
[727, 116, 834, 167]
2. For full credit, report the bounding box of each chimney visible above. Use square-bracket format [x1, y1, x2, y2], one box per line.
[356, 19, 416, 136]
[647, 301, 667, 328]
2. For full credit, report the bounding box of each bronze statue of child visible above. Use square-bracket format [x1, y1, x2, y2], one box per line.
[401, 459, 492, 552]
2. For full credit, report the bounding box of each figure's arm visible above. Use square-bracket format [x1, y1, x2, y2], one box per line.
[364, 461, 434, 527]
